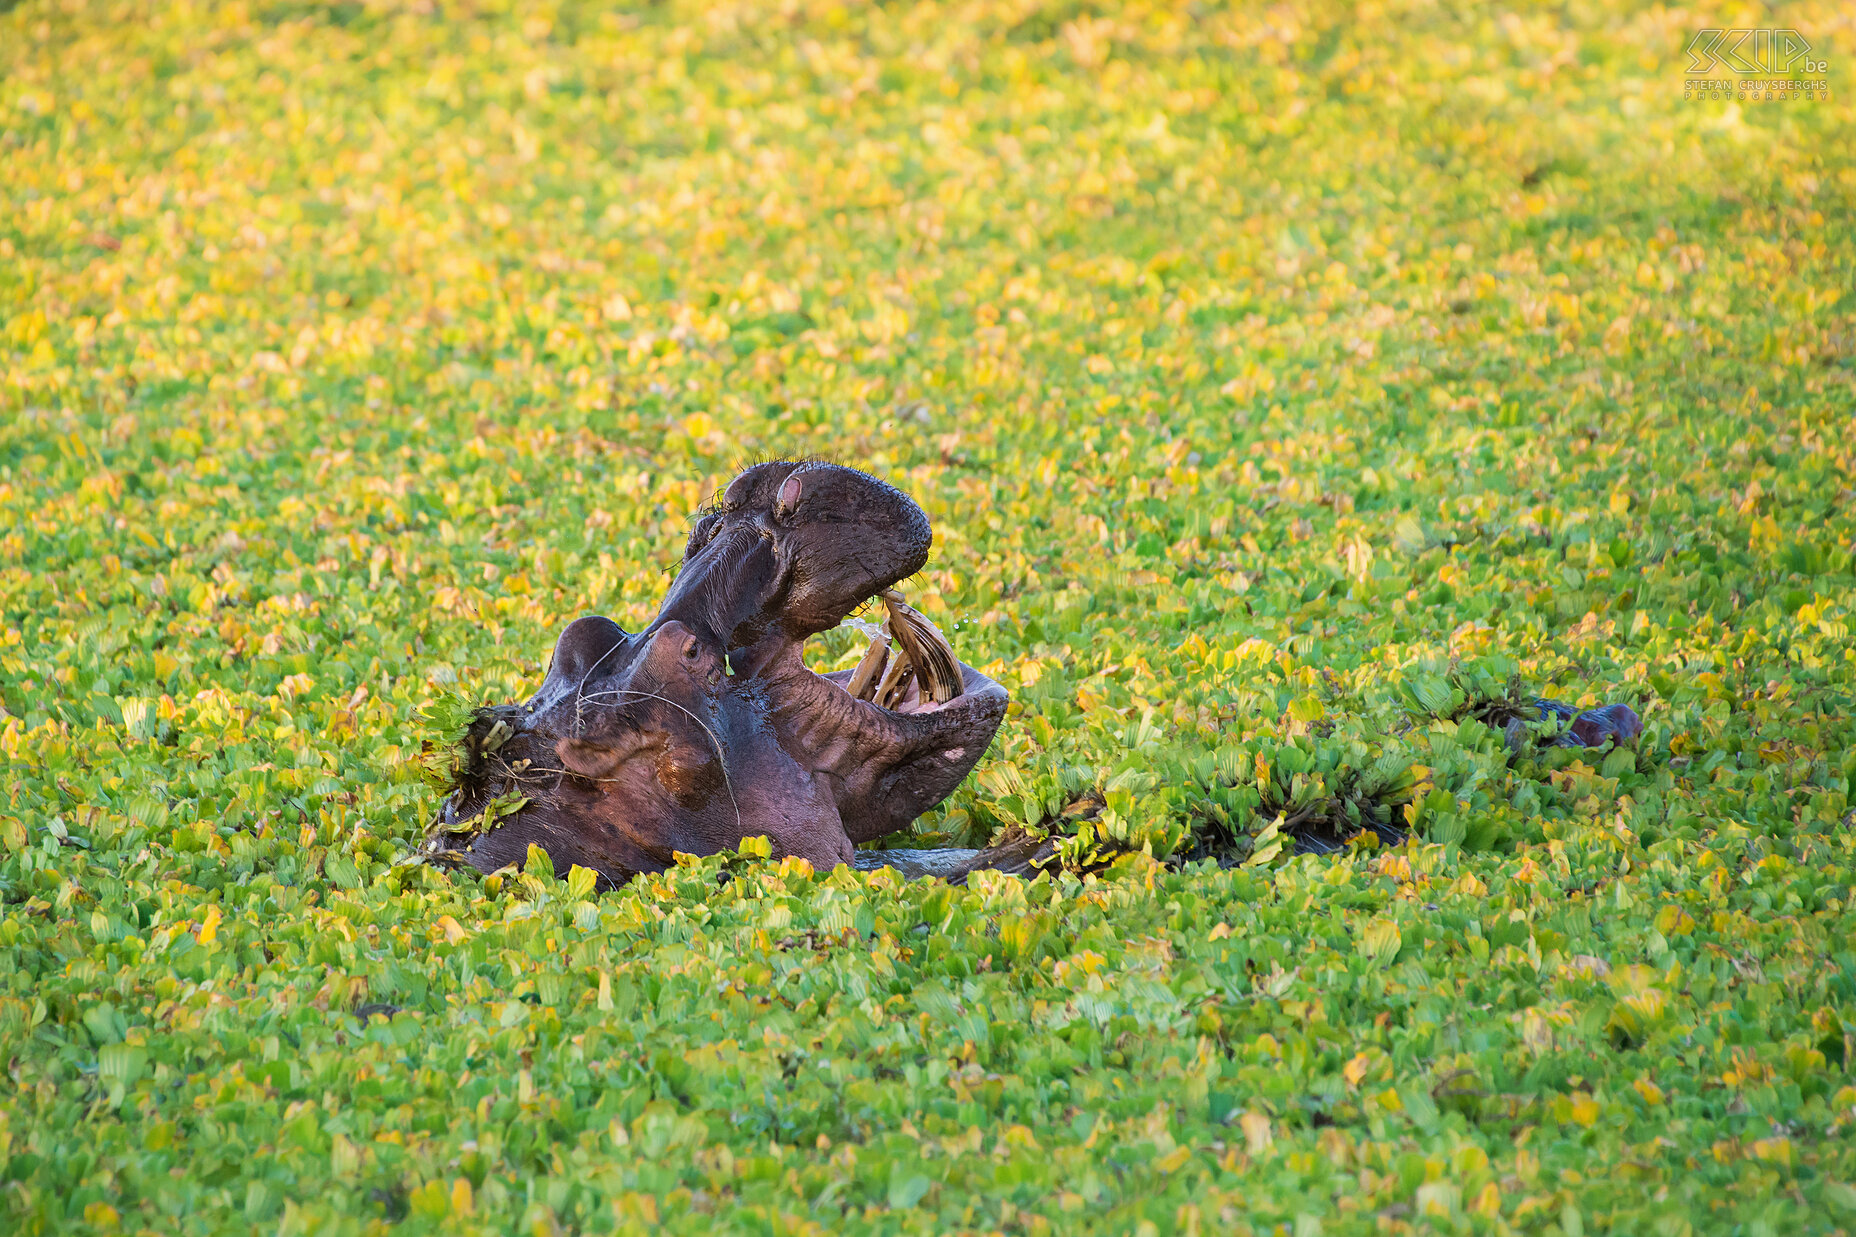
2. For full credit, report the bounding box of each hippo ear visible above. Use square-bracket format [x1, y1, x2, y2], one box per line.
[557, 736, 623, 781]
[528, 616, 630, 712]
[556, 729, 656, 782]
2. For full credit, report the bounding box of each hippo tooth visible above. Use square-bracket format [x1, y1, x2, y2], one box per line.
[874, 652, 915, 709]
[845, 631, 890, 700]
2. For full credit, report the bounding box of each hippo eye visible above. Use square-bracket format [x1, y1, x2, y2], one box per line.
[682, 636, 702, 662]
[721, 470, 757, 510]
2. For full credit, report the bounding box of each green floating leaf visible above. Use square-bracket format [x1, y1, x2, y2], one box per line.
[98, 1043, 147, 1085]
[1244, 814, 1286, 868]
[1411, 675, 1457, 717]
[1359, 918, 1402, 966]
[887, 1171, 932, 1210]
[1392, 515, 1432, 554]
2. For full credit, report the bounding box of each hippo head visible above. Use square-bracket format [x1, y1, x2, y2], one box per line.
[430, 462, 1008, 886]
[662, 460, 935, 651]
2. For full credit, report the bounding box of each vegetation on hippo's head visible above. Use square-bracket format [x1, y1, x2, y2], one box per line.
[3, 0, 1856, 1233]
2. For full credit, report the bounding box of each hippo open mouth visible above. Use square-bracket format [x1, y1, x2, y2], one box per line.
[427, 462, 1009, 887]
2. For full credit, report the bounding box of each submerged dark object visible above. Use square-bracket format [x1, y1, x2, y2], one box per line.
[853, 829, 1056, 881]
[1503, 698, 1643, 752]
[1283, 697, 1645, 859]
[427, 462, 1009, 887]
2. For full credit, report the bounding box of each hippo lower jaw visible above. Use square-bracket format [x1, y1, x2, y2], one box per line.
[747, 593, 1009, 846]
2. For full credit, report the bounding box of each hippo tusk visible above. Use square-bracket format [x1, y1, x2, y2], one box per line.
[880, 590, 962, 704]
[845, 631, 891, 700]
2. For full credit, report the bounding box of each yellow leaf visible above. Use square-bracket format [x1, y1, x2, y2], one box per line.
[1633, 1077, 1665, 1106]
[1449, 872, 1487, 897]
[1521, 1008, 1554, 1053]
[1244, 838, 1284, 868]
[1608, 964, 1657, 996]
[1287, 694, 1325, 722]
[1654, 904, 1696, 937]
[1154, 1144, 1192, 1173]
[436, 915, 468, 945]
[197, 905, 222, 945]
[1751, 1138, 1793, 1166]
[999, 1124, 1041, 1151]
[1238, 1111, 1273, 1155]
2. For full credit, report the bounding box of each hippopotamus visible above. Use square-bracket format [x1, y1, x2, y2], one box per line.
[426, 462, 1010, 887]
